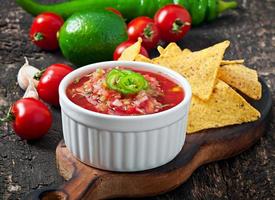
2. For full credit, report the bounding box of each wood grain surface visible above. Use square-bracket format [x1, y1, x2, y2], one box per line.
[0, 0, 274, 200]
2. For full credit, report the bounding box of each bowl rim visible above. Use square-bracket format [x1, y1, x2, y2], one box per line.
[59, 61, 192, 120]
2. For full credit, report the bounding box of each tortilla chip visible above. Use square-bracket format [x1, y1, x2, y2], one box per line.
[182, 48, 192, 56]
[157, 46, 164, 54]
[158, 44, 191, 57]
[134, 54, 153, 64]
[118, 38, 142, 61]
[153, 47, 191, 70]
[218, 64, 262, 100]
[152, 43, 183, 69]
[187, 80, 261, 133]
[160, 42, 182, 57]
[174, 41, 230, 100]
[221, 59, 244, 65]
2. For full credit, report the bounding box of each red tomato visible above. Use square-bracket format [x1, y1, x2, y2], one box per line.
[154, 4, 191, 42]
[29, 12, 64, 50]
[113, 41, 149, 60]
[127, 16, 160, 50]
[11, 98, 52, 140]
[36, 64, 73, 106]
[105, 7, 123, 17]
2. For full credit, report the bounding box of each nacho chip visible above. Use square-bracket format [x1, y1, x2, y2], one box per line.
[152, 44, 183, 68]
[159, 42, 182, 57]
[218, 64, 262, 100]
[118, 38, 142, 61]
[182, 48, 192, 57]
[187, 80, 261, 133]
[134, 54, 153, 64]
[221, 59, 244, 65]
[176, 41, 230, 100]
[158, 44, 191, 57]
[157, 46, 164, 54]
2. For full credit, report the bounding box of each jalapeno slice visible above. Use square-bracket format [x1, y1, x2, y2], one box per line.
[106, 69, 148, 94]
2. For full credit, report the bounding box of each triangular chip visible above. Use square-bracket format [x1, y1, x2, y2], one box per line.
[182, 48, 191, 56]
[178, 41, 230, 100]
[118, 38, 142, 61]
[157, 44, 191, 57]
[152, 43, 185, 69]
[157, 42, 182, 57]
[153, 48, 191, 70]
[157, 46, 164, 54]
[221, 59, 244, 65]
[218, 64, 262, 100]
[187, 80, 261, 133]
[134, 54, 153, 63]
[152, 41, 230, 100]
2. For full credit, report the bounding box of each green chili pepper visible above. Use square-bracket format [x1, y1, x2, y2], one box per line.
[16, 0, 237, 25]
[106, 69, 148, 95]
[190, 0, 208, 25]
[206, 0, 218, 22]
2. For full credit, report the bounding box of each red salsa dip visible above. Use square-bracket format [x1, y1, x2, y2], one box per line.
[66, 67, 184, 116]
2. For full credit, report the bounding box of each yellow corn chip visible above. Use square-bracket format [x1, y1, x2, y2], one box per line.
[159, 42, 182, 57]
[134, 54, 153, 64]
[176, 41, 230, 100]
[118, 38, 142, 61]
[152, 41, 230, 100]
[158, 44, 191, 57]
[218, 64, 262, 100]
[187, 80, 261, 133]
[221, 59, 244, 65]
[157, 46, 164, 54]
[152, 45, 183, 69]
[182, 48, 192, 57]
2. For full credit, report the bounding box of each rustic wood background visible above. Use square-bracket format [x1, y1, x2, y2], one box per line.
[0, 0, 274, 199]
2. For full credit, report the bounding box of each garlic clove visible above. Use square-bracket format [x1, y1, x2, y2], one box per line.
[23, 79, 39, 99]
[17, 57, 40, 90]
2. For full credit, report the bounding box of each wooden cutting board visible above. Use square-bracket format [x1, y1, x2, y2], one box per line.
[25, 79, 272, 200]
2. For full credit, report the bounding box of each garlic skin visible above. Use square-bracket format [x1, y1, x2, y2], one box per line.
[23, 79, 39, 100]
[17, 57, 40, 90]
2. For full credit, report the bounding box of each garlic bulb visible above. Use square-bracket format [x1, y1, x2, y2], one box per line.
[23, 79, 39, 99]
[17, 57, 40, 90]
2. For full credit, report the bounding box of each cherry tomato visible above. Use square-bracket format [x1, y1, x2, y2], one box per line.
[154, 4, 191, 42]
[11, 98, 52, 140]
[29, 12, 64, 50]
[113, 41, 149, 60]
[105, 7, 123, 17]
[36, 64, 73, 106]
[127, 16, 160, 50]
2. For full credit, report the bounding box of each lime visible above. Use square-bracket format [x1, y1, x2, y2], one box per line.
[58, 11, 128, 66]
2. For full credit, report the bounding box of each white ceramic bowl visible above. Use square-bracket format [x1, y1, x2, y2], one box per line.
[59, 61, 192, 172]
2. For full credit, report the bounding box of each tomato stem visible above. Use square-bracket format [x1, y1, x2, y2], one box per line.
[0, 107, 15, 125]
[33, 69, 46, 80]
[34, 32, 44, 41]
[172, 19, 191, 33]
[143, 24, 153, 39]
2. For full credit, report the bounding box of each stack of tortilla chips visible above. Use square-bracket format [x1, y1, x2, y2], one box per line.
[118, 39, 261, 134]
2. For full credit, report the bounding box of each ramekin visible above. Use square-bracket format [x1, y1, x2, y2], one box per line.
[59, 61, 192, 172]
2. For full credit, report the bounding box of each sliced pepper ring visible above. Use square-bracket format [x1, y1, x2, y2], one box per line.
[106, 68, 148, 95]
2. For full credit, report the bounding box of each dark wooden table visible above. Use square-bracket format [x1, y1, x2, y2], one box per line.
[0, 0, 274, 199]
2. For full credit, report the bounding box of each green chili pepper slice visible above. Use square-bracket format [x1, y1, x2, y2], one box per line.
[106, 69, 124, 91]
[117, 73, 148, 94]
[106, 69, 148, 95]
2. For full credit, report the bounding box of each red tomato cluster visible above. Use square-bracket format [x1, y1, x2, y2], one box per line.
[1, 63, 73, 140]
[114, 4, 191, 60]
